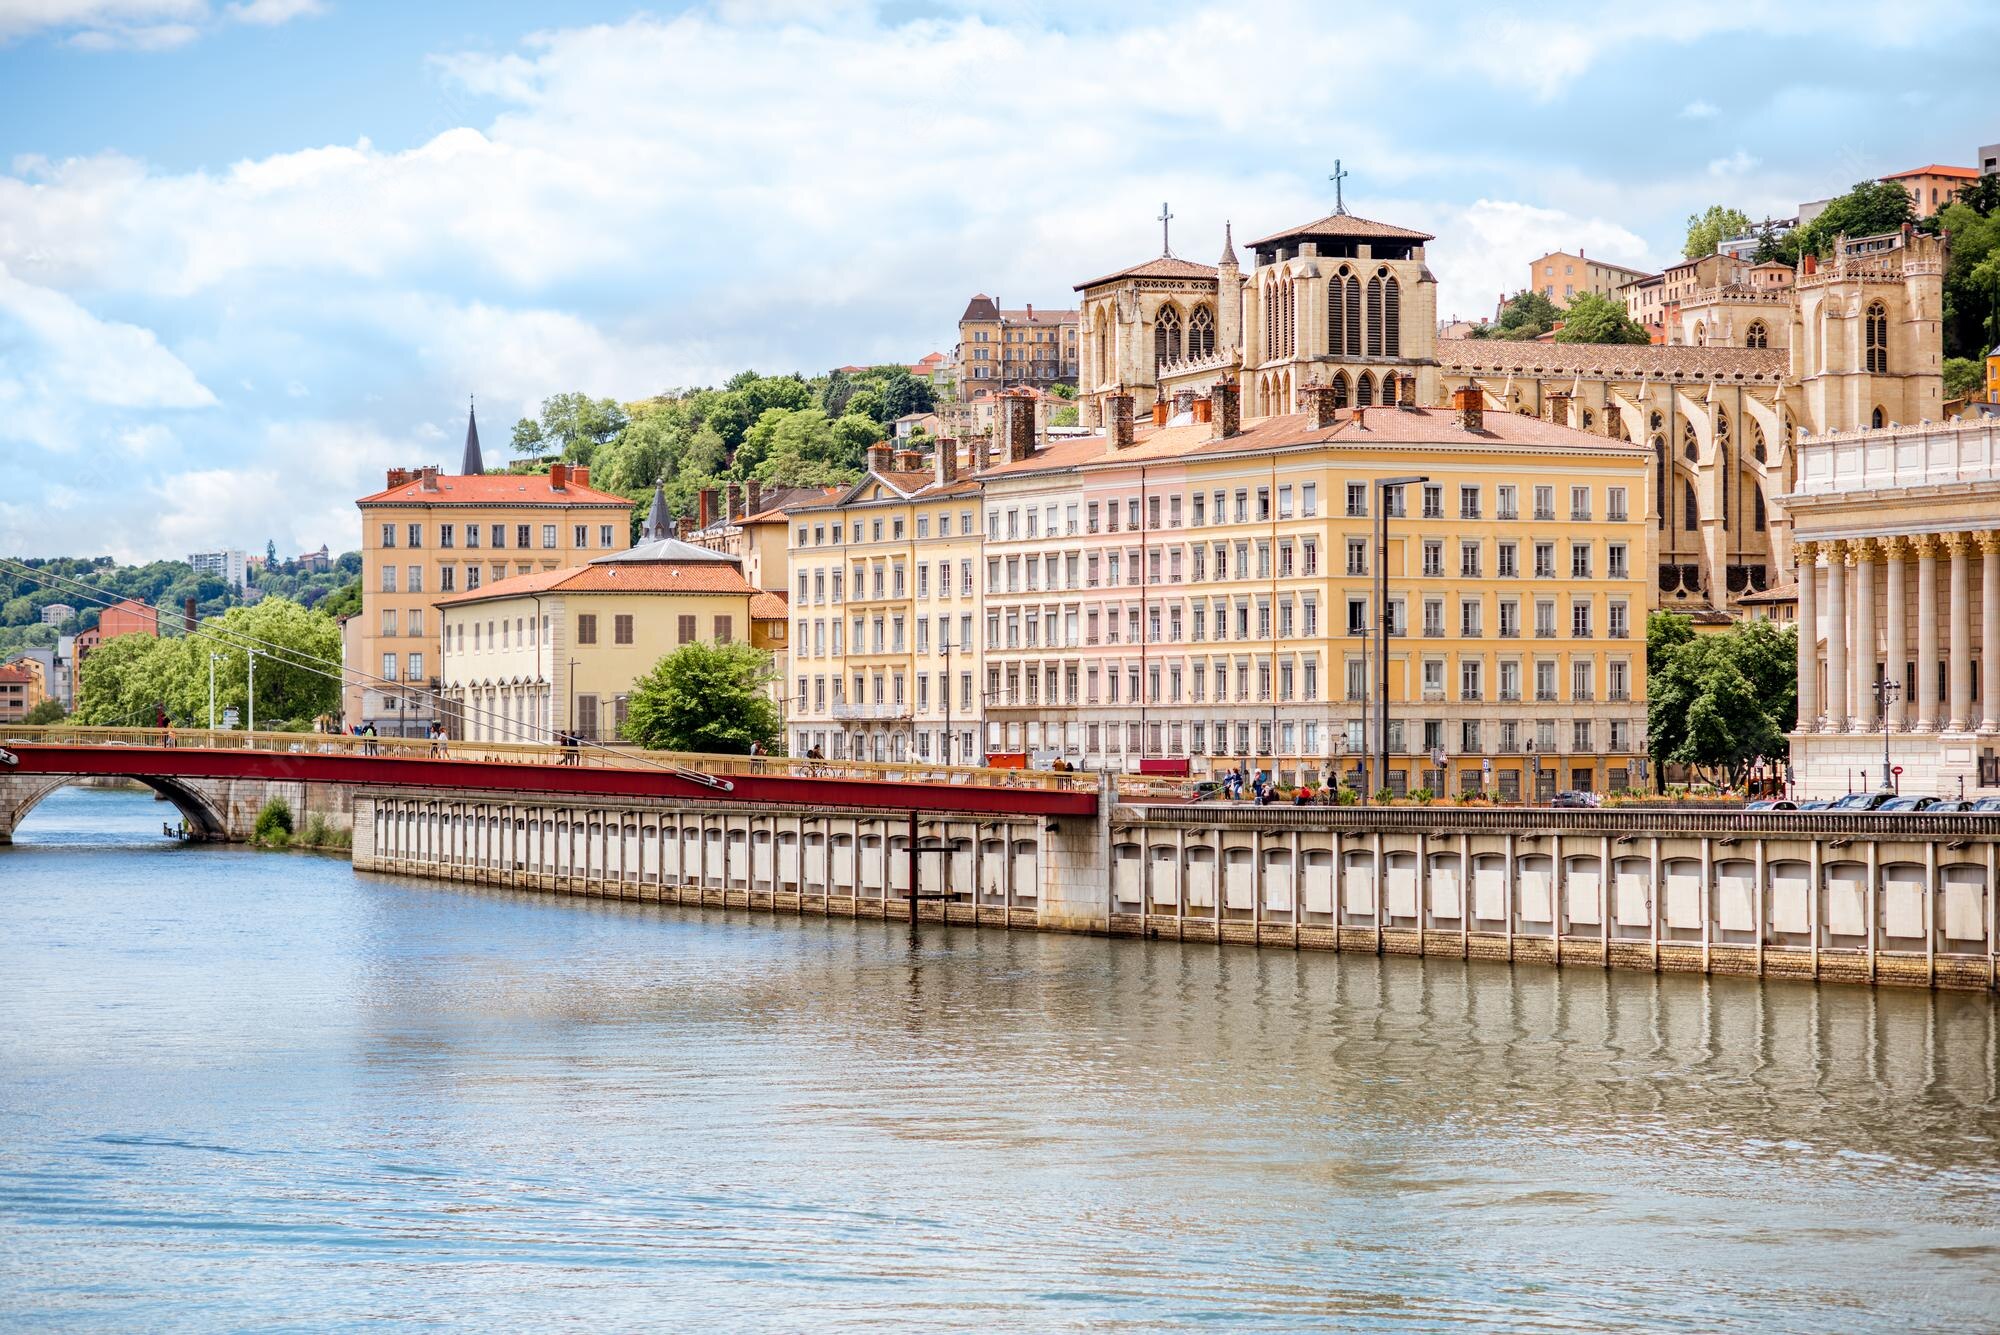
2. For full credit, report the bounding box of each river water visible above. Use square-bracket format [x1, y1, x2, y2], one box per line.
[3, 786, 1998, 1331]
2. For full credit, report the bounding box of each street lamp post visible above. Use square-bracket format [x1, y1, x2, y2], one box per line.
[208, 652, 221, 730]
[1375, 475, 1428, 804]
[1874, 675, 1901, 793]
[246, 649, 255, 734]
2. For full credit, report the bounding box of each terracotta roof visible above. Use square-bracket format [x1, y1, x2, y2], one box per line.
[1882, 164, 1979, 180]
[997, 308, 1078, 324]
[357, 473, 631, 507]
[0, 662, 39, 683]
[741, 486, 847, 525]
[1248, 212, 1434, 248]
[974, 405, 1646, 481]
[1736, 582, 1797, 605]
[434, 561, 757, 607]
[1438, 337, 1787, 381]
[749, 591, 789, 620]
[960, 294, 1000, 323]
[1074, 256, 1219, 291]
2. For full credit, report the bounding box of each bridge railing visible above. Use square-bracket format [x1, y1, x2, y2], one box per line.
[0, 726, 1096, 794]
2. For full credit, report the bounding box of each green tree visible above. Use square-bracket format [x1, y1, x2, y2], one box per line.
[1945, 357, 1987, 399]
[1937, 193, 2000, 360]
[74, 598, 342, 729]
[1751, 219, 1800, 266]
[509, 392, 629, 464]
[264, 539, 278, 567]
[319, 579, 362, 620]
[1646, 612, 1797, 787]
[1474, 290, 1561, 341]
[24, 698, 66, 725]
[1795, 181, 1917, 259]
[1050, 404, 1080, 427]
[622, 640, 782, 755]
[1552, 291, 1653, 345]
[1684, 205, 1754, 259]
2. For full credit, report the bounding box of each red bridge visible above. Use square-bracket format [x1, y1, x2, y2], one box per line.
[0, 727, 1100, 843]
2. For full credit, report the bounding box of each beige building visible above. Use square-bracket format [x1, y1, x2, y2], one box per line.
[1881, 164, 1979, 217]
[1527, 250, 1652, 308]
[434, 529, 760, 745]
[353, 440, 633, 734]
[783, 440, 984, 764]
[975, 384, 1650, 794]
[0, 659, 47, 723]
[1786, 416, 2000, 797]
[1439, 227, 1948, 620]
[955, 295, 1079, 399]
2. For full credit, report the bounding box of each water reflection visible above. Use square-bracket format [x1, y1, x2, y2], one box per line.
[2, 788, 1997, 1331]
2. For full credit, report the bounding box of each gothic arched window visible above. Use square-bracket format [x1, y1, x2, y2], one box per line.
[1282, 282, 1295, 356]
[1356, 371, 1376, 407]
[1329, 271, 1349, 357]
[1187, 306, 1215, 360]
[1332, 371, 1350, 408]
[1751, 422, 1766, 462]
[1382, 273, 1402, 358]
[1343, 276, 1362, 357]
[1365, 277, 1384, 357]
[1865, 302, 1888, 373]
[1684, 481, 1698, 530]
[1753, 486, 1766, 531]
[1154, 305, 1182, 370]
[1745, 320, 1768, 349]
[1382, 371, 1399, 405]
[1682, 419, 1699, 462]
[1693, 321, 1707, 348]
[1651, 434, 1667, 529]
[1872, 405, 1887, 429]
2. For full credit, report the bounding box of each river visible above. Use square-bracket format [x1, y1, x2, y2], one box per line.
[2, 785, 1998, 1330]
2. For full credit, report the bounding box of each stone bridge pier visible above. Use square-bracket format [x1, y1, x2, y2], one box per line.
[0, 771, 356, 844]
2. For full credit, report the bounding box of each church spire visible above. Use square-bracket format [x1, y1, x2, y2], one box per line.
[640, 480, 670, 542]
[1219, 221, 1238, 269]
[460, 396, 485, 475]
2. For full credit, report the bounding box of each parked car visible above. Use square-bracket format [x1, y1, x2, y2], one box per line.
[1745, 799, 1800, 811]
[1825, 790, 1895, 811]
[1875, 795, 1941, 812]
[1551, 790, 1601, 808]
[1923, 799, 1976, 813]
[1969, 797, 2000, 813]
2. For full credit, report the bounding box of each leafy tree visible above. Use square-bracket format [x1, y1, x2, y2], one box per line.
[1552, 291, 1652, 345]
[1050, 404, 1080, 427]
[1751, 220, 1800, 266]
[1795, 181, 1917, 259]
[820, 368, 856, 418]
[846, 387, 887, 423]
[74, 598, 341, 729]
[1937, 194, 2000, 360]
[1945, 357, 1987, 399]
[319, 579, 362, 620]
[1047, 381, 1078, 400]
[24, 698, 66, 725]
[1647, 612, 1797, 787]
[1684, 205, 1754, 259]
[509, 392, 629, 463]
[1472, 290, 1561, 341]
[622, 640, 782, 755]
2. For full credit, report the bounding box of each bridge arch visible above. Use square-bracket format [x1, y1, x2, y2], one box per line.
[3, 774, 229, 842]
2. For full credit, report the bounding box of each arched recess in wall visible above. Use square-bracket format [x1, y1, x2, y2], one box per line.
[1651, 433, 1668, 528]
[1683, 479, 1699, 531]
[1187, 305, 1215, 359]
[1356, 371, 1376, 407]
[1154, 304, 1182, 370]
[1332, 370, 1350, 408]
[1745, 320, 1768, 349]
[1865, 302, 1888, 373]
[1381, 272, 1401, 357]
[1682, 419, 1699, 462]
[1365, 276, 1384, 357]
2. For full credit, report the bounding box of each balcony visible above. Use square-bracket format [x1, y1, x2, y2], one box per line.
[1423, 625, 1445, 638]
[831, 702, 912, 721]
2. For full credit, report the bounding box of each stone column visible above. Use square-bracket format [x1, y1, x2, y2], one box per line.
[1884, 538, 1907, 731]
[1796, 542, 1819, 732]
[1824, 541, 1848, 734]
[1852, 541, 1876, 732]
[1949, 533, 1973, 732]
[1984, 534, 2000, 733]
[1916, 535, 1940, 732]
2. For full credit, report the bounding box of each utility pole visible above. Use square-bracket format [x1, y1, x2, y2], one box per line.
[246, 650, 256, 734]
[208, 652, 220, 730]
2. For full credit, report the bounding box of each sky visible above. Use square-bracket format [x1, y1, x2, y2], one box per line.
[0, 0, 1994, 563]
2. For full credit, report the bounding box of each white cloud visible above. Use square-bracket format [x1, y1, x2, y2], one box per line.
[223, 0, 322, 25]
[0, 0, 319, 46]
[1426, 199, 1655, 322]
[1680, 99, 1720, 119]
[1708, 149, 1760, 176]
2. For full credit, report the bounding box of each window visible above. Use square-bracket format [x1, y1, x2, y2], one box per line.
[406, 565, 423, 593]
[464, 567, 478, 591]
[1459, 485, 1481, 519]
[380, 523, 397, 549]
[518, 525, 531, 549]
[715, 616, 732, 644]
[1608, 543, 1628, 579]
[381, 609, 397, 636]
[614, 614, 634, 645]
[407, 523, 423, 549]
[1460, 599, 1482, 637]
[1746, 320, 1768, 350]
[1571, 543, 1591, 579]
[1865, 301, 1888, 373]
[1535, 542, 1555, 578]
[1570, 487, 1591, 521]
[542, 525, 557, 549]
[382, 653, 397, 680]
[1302, 483, 1317, 517]
[1608, 601, 1629, 638]
[1498, 542, 1518, 578]
[381, 566, 397, 593]
[1422, 484, 1443, 519]
[1496, 485, 1517, 520]
[1423, 541, 1443, 578]
[577, 614, 598, 645]
[1572, 600, 1593, 638]
[1607, 486, 1628, 522]
[677, 615, 697, 645]
[1348, 540, 1369, 576]
[1460, 659, 1482, 701]
[1346, 483, 1368, 517]
[600, 525, 615, 549]
[1460, 542, 1481, 578]
[439, 524, 455, 549]
[439, 567, 455, 592]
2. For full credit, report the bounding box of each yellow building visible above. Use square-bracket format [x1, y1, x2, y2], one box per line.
[783, 440, 984, 764]
[0, 658, 47, 723]
[1527, 249, 1651, 308]
[956, 294, 1079, 399]
[976, 383, 1652, 797]
[433, 528, 759, 745]
[354, 412, 633, 734]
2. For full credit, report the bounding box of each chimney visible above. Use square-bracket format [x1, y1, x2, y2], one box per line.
[1304, 379, 1341, 430]
[1151, 401, 1168, 427]
[1026, 303, 1034, 320]
[1398, 376, 1417, 409]
[571, 465, 589, 488]
[1210, 379, 1240, 440]
[897, 449, 923, 472]
[867, 442, 892, 474]
[183, 595, 196, 634]
[1801, 252, 1817, 276]
[934, 438, 958, 487]
[725, 481, 741, 520]
[1003, 390, 1038, 461]
[1192, 397, 1213, 424]
[418, 465, 441, 492]
[1453, 386, 1485, 433]
[386, 467, 412, 489]
[550, 462, 569, 490]
[746, 479, 763, 517]
[698, 487, 716, 529]
[1108, 392, 1136, 449]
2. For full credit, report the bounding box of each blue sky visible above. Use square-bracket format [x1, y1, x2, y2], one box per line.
[1, 0, 1994, 562]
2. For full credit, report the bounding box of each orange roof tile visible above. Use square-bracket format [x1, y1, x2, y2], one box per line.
[357, 473, 632, 507]
[749, 591, 790, 620]
[434, 561, 757, 607]
[1882, 164, 1979, 180]
[1075, 255, 1218, 291]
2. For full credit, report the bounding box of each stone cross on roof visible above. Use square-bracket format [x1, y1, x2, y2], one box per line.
[1329, 161, 1349, 216]
[1158, 201, 1173, 257]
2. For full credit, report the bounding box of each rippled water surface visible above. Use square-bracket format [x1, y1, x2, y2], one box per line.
[4, 786, 2000, 1331]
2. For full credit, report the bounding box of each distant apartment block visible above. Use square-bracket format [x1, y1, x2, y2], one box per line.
[188, 548, 249, 590]
[956, 295, 1079, 398]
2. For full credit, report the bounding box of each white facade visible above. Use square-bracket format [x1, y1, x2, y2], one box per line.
[188, 548, 249, 591]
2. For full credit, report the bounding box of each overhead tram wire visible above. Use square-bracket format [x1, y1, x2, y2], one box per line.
[0, 558, 683, 769]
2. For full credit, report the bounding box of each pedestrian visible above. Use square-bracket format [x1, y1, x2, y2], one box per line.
[428, 720, 448, 759]
[163, 721, 177, 749]
[363, 722, 379, 757]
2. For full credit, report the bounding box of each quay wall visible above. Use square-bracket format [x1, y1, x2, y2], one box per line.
[352, 790, 2000, 992]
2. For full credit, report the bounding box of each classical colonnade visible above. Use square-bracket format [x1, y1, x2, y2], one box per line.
[1797, 534, 2000, 734]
